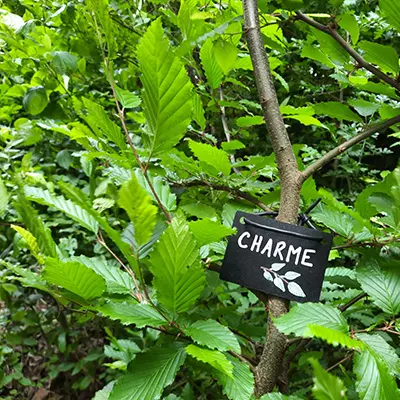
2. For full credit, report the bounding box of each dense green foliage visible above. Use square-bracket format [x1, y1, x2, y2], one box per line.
[0, 0, 399, 399]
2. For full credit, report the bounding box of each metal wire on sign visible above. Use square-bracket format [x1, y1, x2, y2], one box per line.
[243, 198, 323, 242]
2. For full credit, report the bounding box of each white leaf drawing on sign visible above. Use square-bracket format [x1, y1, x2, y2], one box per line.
[288, 281, 306, 297]
[284, 271, 301, 280]
[271, 263, 286, 272]
[261, 268, 273, 281]
[273, 277, 285, 292]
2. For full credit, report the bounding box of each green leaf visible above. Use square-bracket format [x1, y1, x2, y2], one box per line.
[80, 97, 127, 151]
[193, 92, 206, 130]
[312, 29, 349, 65]
[51, 51, 78, 75]
[284, 114, 322, 127]
[11, 225, 44, 264]
[71, 256, 134, 295]
[118, 175, 157, 246]
[149, 216, 205, 314]
[236, 115, 264, 127]
[306, 325, 365, 349]
[110, 346, 186, 400]
[115, 86, 141, 109]
[200, 37, 224, 89]
[23, 86, 48, 115]
[310, 358, 347, 400]
[184, 320, 240, 353]
[214, 40, 238, 75]
[0, 178, 9, 216]
[185, 344, 233, 376]
[354, 348, 399, 400]
[24, 186, 99, 233]
[348, 99, 380, 117]
[314, 102, 362, 122]
[221, 140, 246, 151]
[188, 140, 231, 176]
[274, 303, 349, 337]
[356, 333, 400, 376]
[356, 257, 400, 315]
[311, 205, 355, 237]
[358, 41, 399, 75]
[189, 219, 236, 246]
[137, 18, 193, 156]
[44, 258, 106, 300]
[338, 13, 359, 44]
[379, 0, 400, 32]
[216, 355, 254, 400]
[135, 170, 177, 213]
[96, 302, 167, 328]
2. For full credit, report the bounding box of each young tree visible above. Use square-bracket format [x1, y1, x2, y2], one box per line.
[0, 0, 399, 399]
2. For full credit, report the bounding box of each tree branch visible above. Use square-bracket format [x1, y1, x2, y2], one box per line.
[171, 179, 271, 212]
[243, 0, 302, 395]
[301, 114, 400, 181]
[295, 12, 400, 91]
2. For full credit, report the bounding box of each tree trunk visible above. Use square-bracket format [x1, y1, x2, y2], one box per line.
[243, 0, 302, 395]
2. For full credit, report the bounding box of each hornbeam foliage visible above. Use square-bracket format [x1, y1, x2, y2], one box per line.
[0, 0, 400, 399]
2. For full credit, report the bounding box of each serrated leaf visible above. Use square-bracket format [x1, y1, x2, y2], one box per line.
[214, 39, 238, 75]
[274, 303, 349, 337]
[71, 256, 134, 294]
[359, 41, 399, 75]
[13, 193, 58, 258]
[356, 257, 400, 315]
[288, 282, 306, 297]
[311, 205, 354, 237]
[96, 301, 167, 328]
[134, 170, 177, 213]
[312, 29, 349, 65]
[44, 258, 106, 300]
[356, 333, 400, 376]
[184, 320, 240, 353]
[309, 358, 348, 400]
[314, 102, 362, 122]
[24, 186, 99, 233]
[260, 394, 303, 400]
[216, 355, 254, 400]
[305, 325, 365, 349]
[185, 344, 233, 376]
[348, 99, 380, 117]
[11, 225, 44, 264]
[149, 216, 205, 314]
[189, 219, 235, 246]
[221, 140, 245, 151]
[338, 13, 359, 44]
[137, 18, 193, 156]
[354, 348, 399, 400]
[379, 0, 400, 32]
[115, 86, 141, 109]
[109, 346, 186, 400]
[236, 115, 264, 127]
[188, 140, 231, 176]
[51, 51, 78, 75]
[80, 97, 126, 151]
[23, 86, 48, 115]
[200, 37, 223, 89]
[0, 178, 9, 216]
[192, 92, 206, 130]
[118, 175, 157, 246]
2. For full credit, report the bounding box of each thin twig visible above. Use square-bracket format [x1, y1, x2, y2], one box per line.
[326, 353, 353, 372]
[295, 12, 400, 91]
[171, 179, 271, 211]
[97, 233, 143, 302]
[228, 350, 256, 373]
[339, 293, 367, 312]
[105, 59, 173, 222]
[301, 114, 400, 180]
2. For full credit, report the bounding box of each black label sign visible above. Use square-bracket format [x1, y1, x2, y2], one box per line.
[220, 212, 333, 303]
